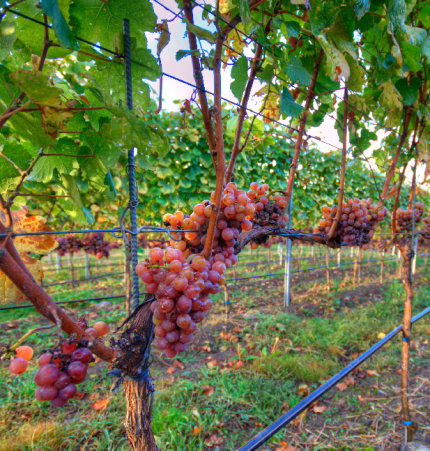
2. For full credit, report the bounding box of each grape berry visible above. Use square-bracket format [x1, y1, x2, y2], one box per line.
[34, 339, 94, 407]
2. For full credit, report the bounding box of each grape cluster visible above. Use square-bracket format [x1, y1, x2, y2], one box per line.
[395, 203, 425, 232]
[56, 235, 83, 256]
[247, 183, 289, 228]
[314, 198, 387, 246]
[138, 236, 167, 250]
[34, 340, 94, 407]
[82, 232, 120, 259]
[136, 182, 288, 357]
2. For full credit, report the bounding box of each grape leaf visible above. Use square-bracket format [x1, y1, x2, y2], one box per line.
[40, 0, 79, 50]
[186, 22, 217, 44]
[69, 0, 156, 49]
[230, 56, 248, 101]
[286, 56, 311, 86]
[395, 77, 421, 106]
[239, 0, 251, 24]
[0, 21, 16, 61]
[280, 87, 304, 118]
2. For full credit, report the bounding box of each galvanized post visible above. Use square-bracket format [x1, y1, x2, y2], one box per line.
[283, 195, 293, 307]
[123, 19, 140, 311]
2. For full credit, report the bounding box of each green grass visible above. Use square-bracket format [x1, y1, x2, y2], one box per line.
[0, 251, 429, 450]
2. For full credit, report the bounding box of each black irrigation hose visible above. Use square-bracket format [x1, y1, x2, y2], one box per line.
[238, 305, 430, 451]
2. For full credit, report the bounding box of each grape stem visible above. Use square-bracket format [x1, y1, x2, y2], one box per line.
[183, 0, 217, 169]
[327, 86, 348, 240]
[284, 49, 324, 207]
[225, 42, 264, 184]
[377, 106, 412, 208]
[1, 325, 54, 360]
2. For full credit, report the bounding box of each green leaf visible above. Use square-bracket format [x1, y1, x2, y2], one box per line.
[41, 0, 79, 50]
[230, 56, 248, 101]
[283, 20, 301, 38]
[60, 174, 94, 224]
[0, 21, 16, 61]
[285, 56, 312, 86]
[395, 77, 421, 106]
[186, 22, 217, 44]
[422, 36, 430, 60]
[239, 0, 251, 23]
[70, 0, 156, 49]
[280, 87, 304, 118]
[9, 69, 63, 105]
[353, 0, 370, 19]
[175, 49, 199, 61]
[345, 54, 364, 91]
[400, 42, 422, 72]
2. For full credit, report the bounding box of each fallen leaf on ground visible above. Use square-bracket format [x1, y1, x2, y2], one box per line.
[204, 433, 224, 447]
[297, 384, 310, 397]
[191, 426, 203, 435]
[282, 401, 290, 412]
[220, 332, 239, 342]
[276, 442, 298, 451]
[172, 360, 185, 369]
[74, 392, 86, 399]
[336, 382, 348, 391]
[312, 404, 327, 414]
[166, 366, 176, 374]
[366, 369, 381, 377]
[344, 376, 356, 386]
[92, 398, 109, 411]
[235, 360, 244, 369]
[202, 385, 215, 396]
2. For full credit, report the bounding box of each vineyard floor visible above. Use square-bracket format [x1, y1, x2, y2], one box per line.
[0, 255, 429, 450]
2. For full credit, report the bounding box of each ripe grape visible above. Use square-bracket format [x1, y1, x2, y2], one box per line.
[15, 345, 34, 361]
[39, 353, 52, 367]
[71, 347, 93, 364]
[35, 386, 58, 401]
[93, 321, 109, 337]
[58, 384, 77, 400]
[34, 364, 60, 386]
[67, 361, 87, 382]
[9, 357, 28, 375]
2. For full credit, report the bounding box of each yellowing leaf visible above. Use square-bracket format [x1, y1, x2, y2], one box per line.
[202, 385, 215, 396]
[91, 398, 110, 411]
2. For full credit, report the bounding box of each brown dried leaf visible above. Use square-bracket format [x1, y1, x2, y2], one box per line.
[312, 404, 327, 414]
[219, 332, 238, 342]
[344, 376, 356, 386]
[204, 433, 224, 447]
[172, 360, 185, 369]
[297, 384, 310, 397]
[91, 398, 109, 411]
[276, 442, 298, 451]
[202, 385, 215, 396]
[366, 369, 381, 377]
[166, 366, 176, 374]
[336, 382, 348, 391]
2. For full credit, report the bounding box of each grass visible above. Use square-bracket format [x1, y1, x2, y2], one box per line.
[0, 250, 429, 450]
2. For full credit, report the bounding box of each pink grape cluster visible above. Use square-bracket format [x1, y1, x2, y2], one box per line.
[56, 235, 83, 256]
[136, 182, 288, 357]
[315, 198, 387, 246]
[82, 232, 120, 259]
[247, 182, 289, 228]
[34, 341, 94, 407]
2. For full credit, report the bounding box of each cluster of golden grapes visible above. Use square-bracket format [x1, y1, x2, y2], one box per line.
[395, 203, 425, 232]
[136, 182, 288, 357]
[314, 198, 387, 246]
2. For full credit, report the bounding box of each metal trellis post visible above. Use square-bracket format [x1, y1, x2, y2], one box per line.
[123, 19, 140, 311]
[283, 194, 293, 307]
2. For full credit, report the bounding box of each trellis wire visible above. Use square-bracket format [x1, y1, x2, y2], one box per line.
[2, 250, 428, 309]
[239, 305, 430, 450]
